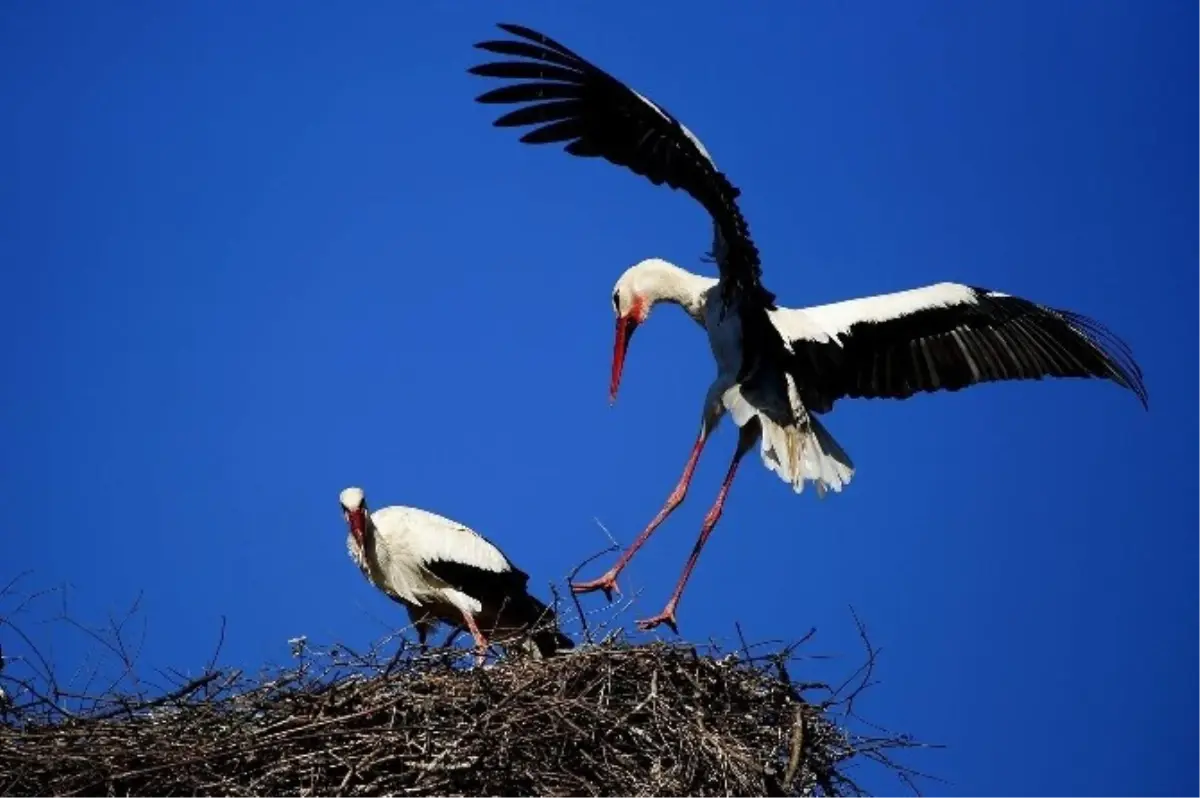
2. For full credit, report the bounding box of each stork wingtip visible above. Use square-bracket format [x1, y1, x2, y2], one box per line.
[1125, 381, 1150, 411]
[495, 22, 527, 37]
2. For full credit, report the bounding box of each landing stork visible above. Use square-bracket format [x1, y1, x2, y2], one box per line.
[340, 487, 573, 664]
[469, 24, 1149, 633]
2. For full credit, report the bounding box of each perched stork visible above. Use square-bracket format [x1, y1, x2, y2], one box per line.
[469, 24, 1149, 633]
[339, 487, 573, 664]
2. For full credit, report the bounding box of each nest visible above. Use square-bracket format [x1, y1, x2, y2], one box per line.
[0, 630, 929, 797]
[0, 572, 933, 796]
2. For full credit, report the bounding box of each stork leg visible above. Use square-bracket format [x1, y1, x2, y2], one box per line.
[460, 612, 490, 668]
[637, 421, 759, 634]
[571, 423, 715, 600]
[414, 616, 432, 655]
[404, 605, 436, 656]
[441, 627, 464, 650]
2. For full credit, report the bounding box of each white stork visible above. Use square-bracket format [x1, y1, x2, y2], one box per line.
[339, 486, 573, 664]
[469, 24, 1149, 633]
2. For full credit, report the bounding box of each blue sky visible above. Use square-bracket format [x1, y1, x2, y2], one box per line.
[1, 1, 1195, 794]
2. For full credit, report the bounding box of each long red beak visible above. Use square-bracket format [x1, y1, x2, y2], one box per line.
[610, 314, 639, 404]
[348, 509, 366, 547]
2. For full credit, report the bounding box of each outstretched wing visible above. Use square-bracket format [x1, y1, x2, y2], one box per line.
[470, 22, 772, 307]
[774, 282, 1148, 412]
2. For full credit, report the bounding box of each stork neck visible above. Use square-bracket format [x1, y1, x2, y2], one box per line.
[348, 514, 384, 580]
[645, 263, 717, 326]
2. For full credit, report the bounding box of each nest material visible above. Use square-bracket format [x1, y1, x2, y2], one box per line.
[0, 635, 918, 797]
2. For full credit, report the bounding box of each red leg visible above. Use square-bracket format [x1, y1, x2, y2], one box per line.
[460, 612, 490, 668]
[571, 424, 714, 600]
[637, 422, 759, 634]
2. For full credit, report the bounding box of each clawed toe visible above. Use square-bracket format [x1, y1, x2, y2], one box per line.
[635, 607, 679, 635]
[570, 573, 621, 602]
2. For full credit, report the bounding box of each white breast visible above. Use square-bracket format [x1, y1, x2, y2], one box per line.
[348, 527, 427, 608]
[348, 534, 410, 607]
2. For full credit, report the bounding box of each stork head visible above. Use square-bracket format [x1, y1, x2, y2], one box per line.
[339, 486, 368, 547]
[609, 258, 712, 404]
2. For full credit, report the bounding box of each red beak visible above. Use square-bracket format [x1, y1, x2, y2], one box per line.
[610, 314, 639, 404]
[348, 508, 366, 547]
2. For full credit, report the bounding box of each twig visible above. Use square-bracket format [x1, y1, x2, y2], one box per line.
[783, 704, 806, 786]
[204, 616, 227, 675]
[564, 541, 621, 647]
[91, 672, 220, 720]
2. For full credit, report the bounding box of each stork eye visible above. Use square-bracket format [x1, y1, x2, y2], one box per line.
[612, 290, 620, 309]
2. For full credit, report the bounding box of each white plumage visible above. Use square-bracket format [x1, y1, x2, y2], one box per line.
[339, 487, 572, 664]
[469, 23, 1148, 634]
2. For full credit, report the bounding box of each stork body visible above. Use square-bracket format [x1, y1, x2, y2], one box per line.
[469, 24, 1149, 633]
[339, 487, 572, 664]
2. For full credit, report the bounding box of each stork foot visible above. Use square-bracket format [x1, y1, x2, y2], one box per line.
[570, 571, 622, 602]
[635, 603, 679, 635]
[460, 613, 490, 669]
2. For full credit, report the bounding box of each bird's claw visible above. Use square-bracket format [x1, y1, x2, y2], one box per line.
[569, 573, 622, 602]
[636, 606, 680, 635]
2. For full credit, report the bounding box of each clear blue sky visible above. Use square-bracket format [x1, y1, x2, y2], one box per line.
[1, 2, 1195, 794]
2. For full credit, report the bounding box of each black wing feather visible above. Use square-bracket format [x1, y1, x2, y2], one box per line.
[493, 100, 587, 128]
[422, 559, 531, 607]
[469, 22, 772, 307]
[467, 61, 583, 82]
[476, 82, 583, 105]
[520, 118, 587, 145]
[789, 288, 1148, 413]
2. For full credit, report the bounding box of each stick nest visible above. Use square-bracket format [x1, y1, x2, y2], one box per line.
[0, 631, 926, 797]
[0, 572, 933, 796]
